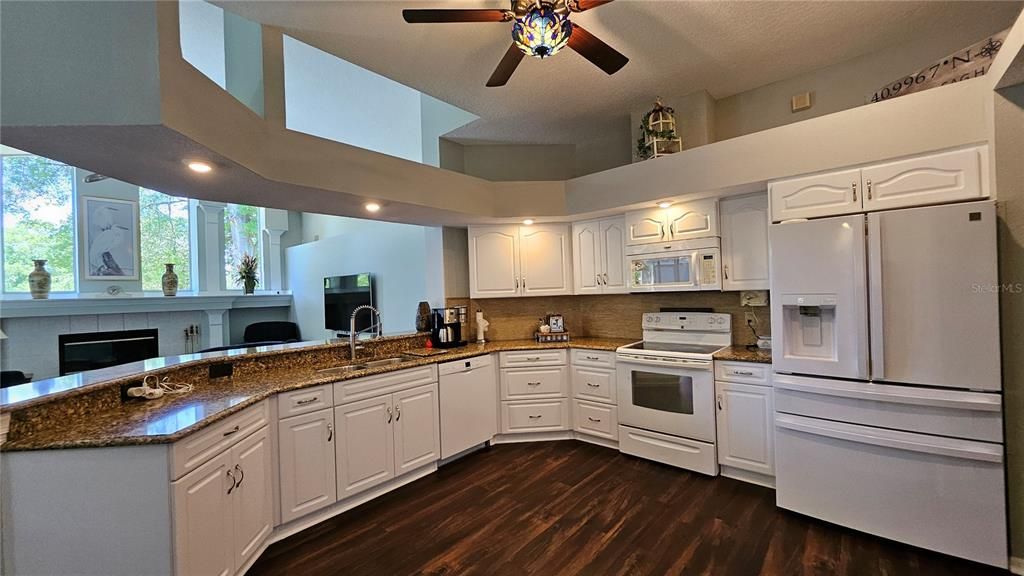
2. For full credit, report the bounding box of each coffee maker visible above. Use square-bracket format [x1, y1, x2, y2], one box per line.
[430, 306, 467, 348]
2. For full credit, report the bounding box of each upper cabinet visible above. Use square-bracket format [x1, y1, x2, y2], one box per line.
[625, 198, 718, 245]
[572, 216, 628, 295]
[720, 193, 769, 291]
[770, 145, 988, 222]
[469, 224, 572, 299]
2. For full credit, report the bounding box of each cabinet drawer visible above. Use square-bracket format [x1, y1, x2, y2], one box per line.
[715, 361, 770, 385]
[170, 400, 269, 481]
[501, 366, 567, 399]
[333, 364, 438, 404]
[573, 400, 618, 440]
[278, 385, 334, 419]
[571, 365, 616, 403]
[501, 399, 569, 433]
[499, 349, 567, 368]
[571, 348, 615, 369]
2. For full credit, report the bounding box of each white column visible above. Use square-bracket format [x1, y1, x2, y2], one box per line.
[195, 201, 226, 294]
[204, 309, 228, 349]
[262, 208, 289, 293]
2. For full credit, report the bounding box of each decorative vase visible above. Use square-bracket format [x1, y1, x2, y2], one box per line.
[415, 301, 431, 332]
[161, 263, 179, 297]
[243, 279, 256, 295]
[28, 259, 52, 299]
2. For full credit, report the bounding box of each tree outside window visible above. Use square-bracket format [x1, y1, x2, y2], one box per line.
[139, 188, 192, 292]
[224, 204, 261, 289]
[1, 155, 75, 293]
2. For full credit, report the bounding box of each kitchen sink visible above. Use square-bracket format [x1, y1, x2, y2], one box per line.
[316, 356, 415, 376]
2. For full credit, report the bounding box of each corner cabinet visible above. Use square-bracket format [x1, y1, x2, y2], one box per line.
[572, 217, 628, 294]
[625, 198, 718, 245]
[469, 224, 572, 298]
[720, 193, 769, 291]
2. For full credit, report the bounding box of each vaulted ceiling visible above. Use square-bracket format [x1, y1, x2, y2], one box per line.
[219, 1, 1021, 146]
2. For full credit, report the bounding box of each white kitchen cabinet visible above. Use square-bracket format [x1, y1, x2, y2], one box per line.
[861, 146, 986, 211]
[392, 383, 441, 474]
[573, 400, 618, 440]
[335, 395, 395, 499]
[469, 224, 572, 298]
[720, 193, 769, 291]
[278, 408, 337, 524]
[625, 198, 718, 245]
[502, 398, 570, 433]
[572, 217, 628, 294]
[501, 365, 568, 399]
[172, 425, 273, 576]
[715, 380, 774, 478]
[770, 167, 861, 222]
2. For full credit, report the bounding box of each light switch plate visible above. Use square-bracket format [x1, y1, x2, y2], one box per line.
[741, 290, 769, 306]
[791, 92, 812, 112]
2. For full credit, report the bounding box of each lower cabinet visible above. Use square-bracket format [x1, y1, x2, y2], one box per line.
[173, 426, 273, 576]
[501, 398, 570, 433]
[715, 379, 774, 478]
[573, 400, 618, 440]
[278, 408, 337, 524]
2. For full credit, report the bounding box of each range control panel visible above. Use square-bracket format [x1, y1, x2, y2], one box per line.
[641, 312, 731, 332]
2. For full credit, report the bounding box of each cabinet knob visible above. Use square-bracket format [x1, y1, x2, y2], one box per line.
[395, 406, 402, 421]
[527, 381, 542, 386]
[716, 393, 724, 411]
[386, 407, 393, 423]
[222, 425, 240, 437]
[296, 397, 319, 406]
[866, 179, 873, 200]
[852, 182, 858, 202]
[226, 469, 236, 495]
[723, 265, 729, 280]
[587, 417, 601, 423]
[528, 415, 542, 419]
[586, 382, 600, 388]
[327, 423, 334, 442]
[234, 464, 245, 488]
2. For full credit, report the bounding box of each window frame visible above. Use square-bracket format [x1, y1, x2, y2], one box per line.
[222, 204, 265, 293]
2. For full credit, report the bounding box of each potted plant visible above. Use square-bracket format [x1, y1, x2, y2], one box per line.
[236, 253, 259, 295]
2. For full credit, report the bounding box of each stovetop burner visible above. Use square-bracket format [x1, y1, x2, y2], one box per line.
[620, 341, 726, 355]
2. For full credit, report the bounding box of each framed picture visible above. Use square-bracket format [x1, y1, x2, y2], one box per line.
[547, 314, 565, 333]
[82, 196, 139, 280]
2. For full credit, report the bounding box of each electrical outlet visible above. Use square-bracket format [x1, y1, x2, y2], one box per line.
[745, 312, 759, 327]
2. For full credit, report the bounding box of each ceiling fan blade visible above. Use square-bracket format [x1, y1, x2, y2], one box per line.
[567, 24, 628, 75]
[568, 0, 615, 12]
[486, 44, 525, 87]
[402, 9, 510, 23]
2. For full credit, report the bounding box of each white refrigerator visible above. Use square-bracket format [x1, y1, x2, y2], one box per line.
[769, 200, 1007, 568]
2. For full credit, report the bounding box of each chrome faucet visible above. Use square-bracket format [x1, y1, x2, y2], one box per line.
[349, 305, 383, 360]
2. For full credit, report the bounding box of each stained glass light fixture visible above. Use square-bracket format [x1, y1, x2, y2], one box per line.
[512, 5, 572, 58]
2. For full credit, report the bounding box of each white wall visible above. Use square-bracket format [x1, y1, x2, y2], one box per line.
[420, 93, 478, 168]
[286, 218, 445, 340]
[178, 0, 226, 88]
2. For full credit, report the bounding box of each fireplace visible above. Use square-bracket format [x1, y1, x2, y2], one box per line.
[58, 329, 159, 375]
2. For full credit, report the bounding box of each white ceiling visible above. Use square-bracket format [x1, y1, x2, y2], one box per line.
[219, 0, 1021, 145]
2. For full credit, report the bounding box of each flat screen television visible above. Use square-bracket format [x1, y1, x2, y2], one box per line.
[324, 273, 374, 334]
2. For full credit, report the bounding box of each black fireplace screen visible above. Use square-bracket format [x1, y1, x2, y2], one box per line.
[58, 329, 159, 375]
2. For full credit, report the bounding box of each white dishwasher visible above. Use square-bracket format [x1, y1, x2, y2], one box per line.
[439, 354, 497, 459]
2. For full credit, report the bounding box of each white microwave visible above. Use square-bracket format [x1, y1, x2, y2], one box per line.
[626, 238, 722, 292]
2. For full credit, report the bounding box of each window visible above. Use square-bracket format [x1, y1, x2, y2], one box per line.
[139, 188, 192, 292]
[1, 154, 76, 293]
[224, 203, 261, 290]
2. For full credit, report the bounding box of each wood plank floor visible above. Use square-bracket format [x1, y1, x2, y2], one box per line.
[250, 441, 1009, 576]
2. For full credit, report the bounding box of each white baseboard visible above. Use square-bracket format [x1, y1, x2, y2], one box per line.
[1010, 556, 1024, 575]
[573, 432, 619, 450]
[492, 430, 574, 444]
[720, 465, 776, 489]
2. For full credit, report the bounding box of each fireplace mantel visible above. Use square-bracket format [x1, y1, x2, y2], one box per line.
[0, 293, 292, 319]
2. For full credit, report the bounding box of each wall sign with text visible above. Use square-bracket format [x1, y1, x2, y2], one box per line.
[868, 28, 1009, 104]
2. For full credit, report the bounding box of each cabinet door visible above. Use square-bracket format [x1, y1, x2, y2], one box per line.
[278, 409, 337, 524]
[715, 381, 774, 476]
[625, 208, 666, 245]
[335, 396, 395, 499]
[232, 427, 274, 572]
[770, 168, 862, 222]
[469, 225, 520, 298]
[665, 198, 718, 240]
[572, 220, 602, 294]
[519, 224, 572, 296]
[501, 365, 568, 399]
[861, 146, 986, 212]
[720, 193, 769, 291]
[392, 383, 441, 474]
[599, 217, 628, 293]
[172, 450, 235, 576]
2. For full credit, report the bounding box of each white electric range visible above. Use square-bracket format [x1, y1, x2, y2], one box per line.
[616, 312, 731, 475]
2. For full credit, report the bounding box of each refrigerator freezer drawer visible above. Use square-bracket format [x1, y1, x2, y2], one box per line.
[773, 374, 1003, 443]
[775, 413, 1007, 568]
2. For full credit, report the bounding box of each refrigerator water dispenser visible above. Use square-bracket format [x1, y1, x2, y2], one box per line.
[781, 294, 837, 360]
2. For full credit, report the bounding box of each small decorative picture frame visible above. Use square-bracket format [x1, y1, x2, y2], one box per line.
[81, 196, 140, 280]
[547, 314, 565, 333]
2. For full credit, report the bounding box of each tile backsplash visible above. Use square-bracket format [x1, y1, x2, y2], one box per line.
[448, 292, 770, 345]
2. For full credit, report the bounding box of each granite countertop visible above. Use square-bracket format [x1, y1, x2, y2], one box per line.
[3, 337, 633, 452]
[713, 345, 773, 364]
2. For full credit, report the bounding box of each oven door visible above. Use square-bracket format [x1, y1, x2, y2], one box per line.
[616, 356, 716, 442]
[628, 250, 700, 292]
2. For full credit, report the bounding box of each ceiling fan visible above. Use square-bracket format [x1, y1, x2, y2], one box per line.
[403, 0, 627, 87]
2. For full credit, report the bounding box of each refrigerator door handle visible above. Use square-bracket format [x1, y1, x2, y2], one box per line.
[868, 214, 885, 380]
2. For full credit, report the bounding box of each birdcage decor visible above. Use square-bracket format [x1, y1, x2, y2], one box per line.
[636, 98, 682, 160]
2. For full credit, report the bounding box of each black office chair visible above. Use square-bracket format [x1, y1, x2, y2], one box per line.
[1, 370, 32, 389]
[243, 321, 301, 345]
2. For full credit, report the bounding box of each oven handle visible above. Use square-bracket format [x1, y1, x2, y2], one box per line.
[616, 355, 712, 371]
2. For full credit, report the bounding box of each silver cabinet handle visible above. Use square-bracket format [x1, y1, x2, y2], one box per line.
[586, 382, 600, 388]
[395, 406, 401, 421]
[866, 179, 873, 200]
[522, 277, 526, 290]
[717, 393, 724, 411]
[386, 407, 393, 423]
[526, 356, 541, 361]
[296, 397, 319, 406]
[723, 265, 729, 280]
[222, 425, 240, 437]
[852, 182, 858, 202]
[602, 273, 609, 284]
[527, 381, 542, 386]
[327, 423, 333, 442]
[587, 417, 601, 423]
[234, 464, 244, 488]
[528, 415, 542, 419]
[733, 370, 754, 376]
[514, 276, 519, 290]
[226, 469, 236, 495]
[585, 355, 600, 361]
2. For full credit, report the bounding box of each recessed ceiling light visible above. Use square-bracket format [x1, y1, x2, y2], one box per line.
[187, 161, 212, 173]
[657, 201, 673, 209]
[364, 202, 381, 213]
[522, 219, 534, 225]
